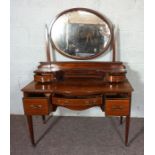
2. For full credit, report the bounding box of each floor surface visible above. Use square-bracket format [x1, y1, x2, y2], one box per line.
[10, 115, 144, 155]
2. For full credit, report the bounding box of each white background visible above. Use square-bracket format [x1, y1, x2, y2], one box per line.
[10, 0, 144, 117]
[2, 0, 155, 154]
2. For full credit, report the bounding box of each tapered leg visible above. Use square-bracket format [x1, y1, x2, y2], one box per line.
[120, 116, 123, 125]
[42, 115, 46, 124]
[26, 115, 35, 146]
[125, 116, 130, 146]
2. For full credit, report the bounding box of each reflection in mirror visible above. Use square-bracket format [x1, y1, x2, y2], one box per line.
[50, 9, 112, 59]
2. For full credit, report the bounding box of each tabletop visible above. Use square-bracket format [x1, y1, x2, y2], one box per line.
[22, 78, 133, 96]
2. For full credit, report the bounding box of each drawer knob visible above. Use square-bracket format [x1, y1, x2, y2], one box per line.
[30, 104, 42, 109]
[111, 106, 124, 110]
[85, 102, 96, 106]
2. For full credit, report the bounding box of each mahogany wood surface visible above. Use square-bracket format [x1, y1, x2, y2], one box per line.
[105, 98, 130, 116]
[22, 61, 133, 146]
[37, 61, 126, 71]
[120, 116, 123, 124]
[26, 115, 35, 146]
[34, 74, 55, 83]
[52, 95, 102, 110]
[125, 116, 130, 146]
[34, 62, 127, 83]
[23, 97, 51, 115]
[22, 79, 133, 95]
[42, 115, 46, 124]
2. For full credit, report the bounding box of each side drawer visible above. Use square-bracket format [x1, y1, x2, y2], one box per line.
[52, 96, 102, 107]
[106, 75, 126, 83]
[105, 98, 130, 116]
[34, 74, 55, 83]
[23, 97, 50, 115]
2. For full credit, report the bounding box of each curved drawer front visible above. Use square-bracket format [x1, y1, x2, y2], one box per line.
[52, 96, 102, 107]
[105, 99, 129, 116]
[23, 97, 50, 115]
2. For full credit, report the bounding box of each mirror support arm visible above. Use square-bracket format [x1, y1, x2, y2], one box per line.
[45, 24, 51, 62]
[112, 26, 116, 62]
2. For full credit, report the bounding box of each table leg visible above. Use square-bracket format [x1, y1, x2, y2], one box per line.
[125, 115, 130, 146]
[26, 115, 35, 146]
[120, 116, 123, 125]
[42, 115, 46, 124]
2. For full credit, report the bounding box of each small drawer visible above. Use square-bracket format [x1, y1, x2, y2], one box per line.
[52, 96, 102, 107]
[34, 74, 55, 83]
[106, 75, 126, 83]
[105, 98, 129, 116]
[23, 96, 51, 115]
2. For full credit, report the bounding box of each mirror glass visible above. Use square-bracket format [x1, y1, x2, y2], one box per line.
[50, 9, 112, 59]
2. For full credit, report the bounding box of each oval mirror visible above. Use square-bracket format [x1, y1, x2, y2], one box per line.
[50, 8, 112, 60]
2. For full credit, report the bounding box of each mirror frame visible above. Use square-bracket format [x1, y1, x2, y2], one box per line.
[49, 8, 113, 60]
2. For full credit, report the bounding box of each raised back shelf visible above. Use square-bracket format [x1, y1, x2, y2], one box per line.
[34, 61, 127, 83]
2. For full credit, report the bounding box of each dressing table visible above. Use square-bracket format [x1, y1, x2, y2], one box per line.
[21, 8, 133, 146]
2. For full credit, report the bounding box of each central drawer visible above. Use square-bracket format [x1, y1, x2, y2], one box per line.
[52, 95, 102, 107]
